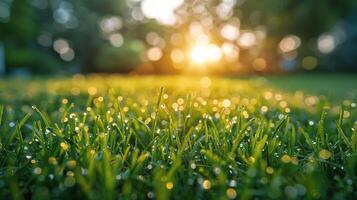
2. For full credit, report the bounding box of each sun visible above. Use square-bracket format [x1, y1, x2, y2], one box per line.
[189, 43, 223, 65]
[190, 45, 208, 64]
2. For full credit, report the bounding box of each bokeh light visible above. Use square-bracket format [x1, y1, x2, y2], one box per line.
[141, 0, 183, 25]
[109, 33, 124, 47]
[60, 49, 75, 62]
[221, 42, 239, 62]
[100, 16, 123, 34]
[220, 24, 240, 41]
[147, 47, 163, 61]
[253, 58, 267, 71]
[53, 39, 69, 54]
[279, 35, 301, 53]
[238, 32, 256, 48]
[170, 49, 185, 63]
[317, 34, 335, 54]
[302, 56, 318, 70]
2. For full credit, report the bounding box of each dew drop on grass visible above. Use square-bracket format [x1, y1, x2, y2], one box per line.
[226, 188, 237, 199]
[33, 167, 42, 175]
[48, 174, 54, 180]
[278, 114, 284, 119]
[260, 177, 268, 184]
[295, 184, 306, 196]
[166, 182, 174, 190]
[115, 174, 121, 180]
[64, 177, 76, 187]
[202, 180, 211, 190]
[147, 192, 155, 199]
[9, 122, 15, 127]
[285, 185, 298, 199]
[229, 180, 237, 187]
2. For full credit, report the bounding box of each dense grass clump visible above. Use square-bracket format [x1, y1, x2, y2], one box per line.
[0, 75, 357, 199]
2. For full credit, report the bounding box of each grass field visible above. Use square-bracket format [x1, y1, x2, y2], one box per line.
[0, 75, 357, 199]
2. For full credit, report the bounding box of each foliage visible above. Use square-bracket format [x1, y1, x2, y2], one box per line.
[0, 0, 61, 73]
[0, 75, 357, 199]
[1, 0, 357, 73]
[94, 41, 145, 73]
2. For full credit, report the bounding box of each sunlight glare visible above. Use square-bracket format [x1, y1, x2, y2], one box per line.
[221, 42, 239, 62]
[141, 0, 183, 25]
[190, 44, 223, 65]
[220, 24, 240, 41]
[190, 45, 207, 64]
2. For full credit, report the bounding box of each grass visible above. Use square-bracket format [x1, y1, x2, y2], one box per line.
[0, 74, 357, 200]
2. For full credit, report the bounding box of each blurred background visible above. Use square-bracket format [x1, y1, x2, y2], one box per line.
[0, 0, 357, 75]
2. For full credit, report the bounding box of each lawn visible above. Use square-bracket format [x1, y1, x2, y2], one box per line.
[0, 75, 357, 199]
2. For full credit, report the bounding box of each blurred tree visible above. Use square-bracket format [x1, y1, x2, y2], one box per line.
[321, 13, 357, 72]
[236, 0, 357, 72]
[53, 0, 147, 72]
[0, 0, 60, 73]
[0, 0, 36, 39]
[1, 0, 357, 74]
[0, 0, 147, 73]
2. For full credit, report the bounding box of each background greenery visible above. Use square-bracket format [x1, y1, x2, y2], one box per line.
[1, 0, 357, 74]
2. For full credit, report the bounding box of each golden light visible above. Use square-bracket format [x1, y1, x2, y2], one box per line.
[238, 32, 256, 48]
[253, 58, 267, 71]
[189, 43, 222, 65]
[207, 44, 223, 62]
[190, 45, 207, 64]
[221, 42, 239, 62]
[170, 48, 185, 63]
[200, 76, 211, 88]
[220, 24, 240, 41]
[141, 0, 183, 25]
